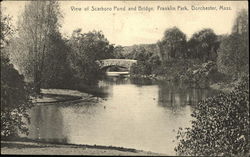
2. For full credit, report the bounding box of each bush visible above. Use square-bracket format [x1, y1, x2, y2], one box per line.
[178, 61, 230, 88]
[1, 55, 33, 138]
[175, 76, 249, 156]
[154, 59, 201, 81]
[130, 54, 161, 76]
[130, 61, 152, 76]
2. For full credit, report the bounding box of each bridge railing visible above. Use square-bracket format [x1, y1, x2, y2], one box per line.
[96, 59, 137, 69]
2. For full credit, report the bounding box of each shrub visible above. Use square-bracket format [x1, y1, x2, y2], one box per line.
[130, 61, 152, 76]
[1, 56, 33, 138]
[130, 54, 161, 76]
[175, 76, 249, 156]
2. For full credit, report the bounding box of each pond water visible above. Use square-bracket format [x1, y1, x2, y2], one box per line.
[24, 77, 219, 155]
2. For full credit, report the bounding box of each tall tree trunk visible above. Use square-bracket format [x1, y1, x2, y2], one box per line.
[33, 1, 39, 95]
[34, 61, 41, 94]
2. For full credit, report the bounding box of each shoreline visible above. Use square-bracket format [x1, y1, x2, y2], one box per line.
[209, 82, 234, 93]
[130, 74, 235, 93]
[1, 140, 165, 155]
[31, 88, 98, 104]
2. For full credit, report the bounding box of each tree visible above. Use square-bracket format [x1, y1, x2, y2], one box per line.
[11, 1, 62, 94]
[217, 9, 249, 78]
[232, 9, 248, 35]
[133, 47, 152, 61]
[113, 45, 125, 59]
[158, 27, 187, 61]
[69, 29, 114, 61]
[217, 34, 248, 77]
[149, 55, 161, 70]
[1, 13, 32, 137]
[188, 29, 218, 61]
[41, 33, 74, 89]
[130, 47, 161, 76]
[68, 29, 114, 86]
[0, 15, 14, 49]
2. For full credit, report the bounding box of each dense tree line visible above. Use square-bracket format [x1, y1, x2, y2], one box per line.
[129, 27, 220, 79]
[128, 26, 221, 79]
[129, 9, 248, 83]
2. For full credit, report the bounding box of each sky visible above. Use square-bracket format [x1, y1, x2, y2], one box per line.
[1, 1, 248, 46]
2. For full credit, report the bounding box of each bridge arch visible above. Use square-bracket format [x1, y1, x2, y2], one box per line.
[100, 65, 128, 71]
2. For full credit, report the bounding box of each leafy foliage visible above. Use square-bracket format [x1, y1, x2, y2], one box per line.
[178, 61, 228, 88]
[1, 13, 32, 138]
[41, 33, 74, 89]
[158, 27, 187, 61]
[0, 15, 14, 49]
[232, 9, 248, 34]
[1, 57, 33, 137]
[10, 1, 62, 94]
[187, 29, 219, 61]
[113, 45, 125, 59]
[129, 27, 222, 84]
[217, 33, 249, 78]
[117, 44, 159, 60]
[175, 76, 249, 156]
[67, 29, 114, 86]
[217, 9, 249, 79]
[130, 47, 161, 76]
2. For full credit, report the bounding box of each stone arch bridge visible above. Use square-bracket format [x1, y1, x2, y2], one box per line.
[96, 59, 137, 71]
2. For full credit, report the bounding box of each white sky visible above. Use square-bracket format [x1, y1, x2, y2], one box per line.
[1, 1, 248, 46]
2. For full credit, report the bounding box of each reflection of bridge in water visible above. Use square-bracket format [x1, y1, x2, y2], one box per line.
[97, 59, 137, 76]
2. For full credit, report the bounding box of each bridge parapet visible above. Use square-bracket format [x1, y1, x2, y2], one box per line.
[97, 59, 137, 70]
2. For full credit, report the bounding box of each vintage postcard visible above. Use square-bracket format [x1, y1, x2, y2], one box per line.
[1, 0, 249, 156]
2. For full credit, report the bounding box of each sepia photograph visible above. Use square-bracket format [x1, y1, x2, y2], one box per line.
[0, 0, 249, 156]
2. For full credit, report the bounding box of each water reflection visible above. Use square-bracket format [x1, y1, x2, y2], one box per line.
[130, 77, 154, 85]
[158, 81, 218, 108]
[28, 105, 67, 143]
[25, 77, 219, 155]
[99, 76, 132, 86]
